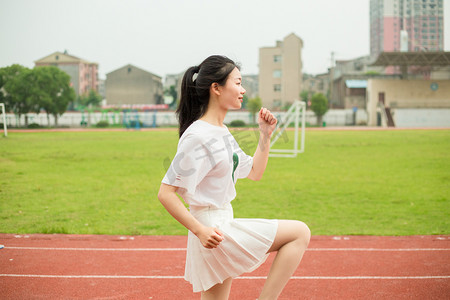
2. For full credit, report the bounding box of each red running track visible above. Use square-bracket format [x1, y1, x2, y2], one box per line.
[0, 234, 449, 299]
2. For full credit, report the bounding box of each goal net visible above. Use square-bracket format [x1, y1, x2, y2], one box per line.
[269, 100, 305, 158]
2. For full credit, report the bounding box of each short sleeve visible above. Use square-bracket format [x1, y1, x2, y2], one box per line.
[162, 134, 211, 197]
[235, 147, 254, 180]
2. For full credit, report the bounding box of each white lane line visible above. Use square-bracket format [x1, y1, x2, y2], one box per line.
[3, 247, 450, 251]
[239, 276, 450, 280]
[0, 274, 449, 280]
[4, 247, 186, 251]
[0, 274, 184, 279]
[308, 248, 450, 251]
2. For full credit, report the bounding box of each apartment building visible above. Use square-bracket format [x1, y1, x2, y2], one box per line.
[106, 64, 163, 105]
[35, 51, 99, 96]
[258, 33, 303, 109]
[370, 0, 444, 56]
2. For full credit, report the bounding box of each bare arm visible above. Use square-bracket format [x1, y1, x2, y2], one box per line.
[247, 107, 277, 181]
[157, 183, 223, 248]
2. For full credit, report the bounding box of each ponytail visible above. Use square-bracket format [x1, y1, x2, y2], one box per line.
[176, 66, 205, 137]
[176, 55, 239, 138]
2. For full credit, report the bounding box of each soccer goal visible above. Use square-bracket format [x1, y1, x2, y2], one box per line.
[0, 103, 7, 137]
[269, 100, 305, 158]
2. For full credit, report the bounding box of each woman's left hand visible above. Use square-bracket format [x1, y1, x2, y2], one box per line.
[258, 107, 277, 137]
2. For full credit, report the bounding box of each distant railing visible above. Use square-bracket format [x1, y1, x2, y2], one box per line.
[2, 109, 368, 128]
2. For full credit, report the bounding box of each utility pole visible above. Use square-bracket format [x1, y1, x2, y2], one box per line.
[329, 51, 335, 108]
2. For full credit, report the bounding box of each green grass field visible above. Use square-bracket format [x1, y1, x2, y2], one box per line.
[0, 129, 449, 236]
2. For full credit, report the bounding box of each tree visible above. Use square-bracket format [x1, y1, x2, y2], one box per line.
[0, 67, 8, 105]
[241, 94, 248, 109]
[163, 85, 178, 109]
[310, 93, 328, 127]
[35, 66, 75, 126]
[0, 65, 39, 126]
[0, 65, 75, 127]
[247, 96, 262, 124]
[168, 85, 177, 106]
[300, 90, 309, 108]
[78, 89, 102, 108]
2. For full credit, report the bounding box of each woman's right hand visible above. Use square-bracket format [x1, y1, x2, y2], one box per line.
[196, 226, 224, 249]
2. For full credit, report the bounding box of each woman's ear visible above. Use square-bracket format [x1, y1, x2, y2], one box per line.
[210, 82, 221, 96]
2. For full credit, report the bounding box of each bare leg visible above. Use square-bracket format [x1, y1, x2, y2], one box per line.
[258, 220, 311, 300]
[201, 277, 233, 300]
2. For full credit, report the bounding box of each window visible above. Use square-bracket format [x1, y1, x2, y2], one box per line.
[273, 55, 282, 62]
[273, 70, 282, 78]
[273, 100, 282, 107]
[274, 84, 281, 92]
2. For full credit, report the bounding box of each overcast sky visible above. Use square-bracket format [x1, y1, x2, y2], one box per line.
[1, 0, 449, 80]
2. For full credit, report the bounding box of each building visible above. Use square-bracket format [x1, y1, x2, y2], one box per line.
[370, 0, 444, 56]
[367, 78, 450, 126]
[98, 79, 106, 100]
[242, 74, 259, 99]
[323, 52, 448, 110]
[329, 55, 391, 108]
[164, 73, 183, 90]
[258, 33, 303, 109]
[367, 52, 450, 127]
[303, 73, 330, 99]
[105, 64, 163, 106]
[164, 72, 184, 106]
[35, 51, 99, 96]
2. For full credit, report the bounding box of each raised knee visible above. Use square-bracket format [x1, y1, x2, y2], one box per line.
[295, 221, 311, 247]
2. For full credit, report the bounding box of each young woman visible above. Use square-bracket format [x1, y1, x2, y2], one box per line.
[158, 55, 310, 300]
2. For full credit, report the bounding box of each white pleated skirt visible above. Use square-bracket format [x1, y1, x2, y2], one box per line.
[185, 203, 278, 292]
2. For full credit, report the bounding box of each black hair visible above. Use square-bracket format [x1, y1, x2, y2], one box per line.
[176, 55, 240, 137]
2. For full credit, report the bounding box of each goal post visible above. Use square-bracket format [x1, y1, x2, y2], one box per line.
[269, 100, 305, 158]
[0, 103, 7, 137]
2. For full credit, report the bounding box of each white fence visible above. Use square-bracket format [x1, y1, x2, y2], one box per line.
[4, 108, 449, 128]
[393, 109, 450, 128]
[1, 109, 370, 128]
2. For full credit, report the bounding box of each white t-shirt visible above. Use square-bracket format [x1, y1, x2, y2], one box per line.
[162, 120, 254, 208]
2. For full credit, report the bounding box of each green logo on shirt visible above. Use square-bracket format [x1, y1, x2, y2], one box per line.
[232, 152, 239, 181]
